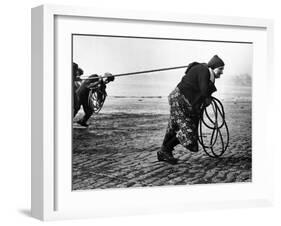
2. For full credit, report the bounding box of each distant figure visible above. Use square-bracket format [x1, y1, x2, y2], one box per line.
[73, 67, 114, 127]
[157, 55, 225, 164]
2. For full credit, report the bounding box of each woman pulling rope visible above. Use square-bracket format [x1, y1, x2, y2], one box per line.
[157, 55, 225, 165]
[73, 62, 114, 127]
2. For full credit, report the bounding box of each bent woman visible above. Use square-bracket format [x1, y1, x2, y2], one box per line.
[157, 55, 225, 164]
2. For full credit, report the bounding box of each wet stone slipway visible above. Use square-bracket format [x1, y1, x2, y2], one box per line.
[72, 101, 252, 190]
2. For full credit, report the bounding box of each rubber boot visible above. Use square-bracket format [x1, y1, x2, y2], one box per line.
[162, 131, 175, 146]
[77, 119, 89, 127]
[157, 135, 180, 165]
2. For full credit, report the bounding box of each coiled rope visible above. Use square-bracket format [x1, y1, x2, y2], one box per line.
[198, 96, 229, 158]
[88, 88, 107, 113]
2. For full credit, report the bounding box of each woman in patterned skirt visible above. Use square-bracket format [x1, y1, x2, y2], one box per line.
[157, 55, 225, 164]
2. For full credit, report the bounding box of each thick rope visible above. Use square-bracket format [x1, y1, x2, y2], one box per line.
[79, 65, 189, 80]
[197, 97, 229, 158]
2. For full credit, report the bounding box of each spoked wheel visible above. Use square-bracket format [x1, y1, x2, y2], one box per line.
[88, 88, 107, 113]
[198, 97, 229, 158]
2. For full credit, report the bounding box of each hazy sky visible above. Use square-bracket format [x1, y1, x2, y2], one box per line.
[73, 35, 253, 96]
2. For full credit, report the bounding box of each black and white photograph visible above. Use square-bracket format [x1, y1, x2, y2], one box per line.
[72, 34, 252, 190]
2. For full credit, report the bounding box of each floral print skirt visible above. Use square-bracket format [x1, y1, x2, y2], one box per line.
[166, 87, 199, 149]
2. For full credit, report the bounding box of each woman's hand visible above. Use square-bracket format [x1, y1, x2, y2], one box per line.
[104, 72, 115, 82]
[204, 97, 212, 107]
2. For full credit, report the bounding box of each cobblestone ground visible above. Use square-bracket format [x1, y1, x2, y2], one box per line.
[72, 101, 251, 190]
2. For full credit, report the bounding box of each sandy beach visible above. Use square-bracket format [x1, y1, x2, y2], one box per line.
[72, 96, 251, 190]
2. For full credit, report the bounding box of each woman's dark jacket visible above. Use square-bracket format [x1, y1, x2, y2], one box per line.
[177, 62, 217, 109]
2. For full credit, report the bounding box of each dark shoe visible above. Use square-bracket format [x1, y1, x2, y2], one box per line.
[157, 148, 178, 165]
[77, 120, 89, 127]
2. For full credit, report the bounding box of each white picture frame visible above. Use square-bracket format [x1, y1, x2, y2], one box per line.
[31, 4, 274, 221]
